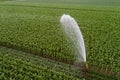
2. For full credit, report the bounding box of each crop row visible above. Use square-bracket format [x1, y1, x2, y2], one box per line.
[86, 69, 119, 80]
[0, 50, 81, 80]
[0, 46, 83, 78]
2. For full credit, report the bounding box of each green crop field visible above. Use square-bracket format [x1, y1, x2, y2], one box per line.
[0, 46, 82, 80]
[0, 0, 120, 79]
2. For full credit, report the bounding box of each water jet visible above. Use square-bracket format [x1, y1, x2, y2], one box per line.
[60, 14, 88, 76]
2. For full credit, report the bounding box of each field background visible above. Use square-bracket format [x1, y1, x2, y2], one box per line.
[0, 0, 120, 79]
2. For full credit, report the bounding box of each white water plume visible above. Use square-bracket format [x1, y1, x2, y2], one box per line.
[60, 14, 86, 62]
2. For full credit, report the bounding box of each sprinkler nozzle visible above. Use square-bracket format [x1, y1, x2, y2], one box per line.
[85, 62, 88, 69]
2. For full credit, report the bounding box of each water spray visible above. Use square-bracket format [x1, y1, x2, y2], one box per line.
[60, 14, 88, 77]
